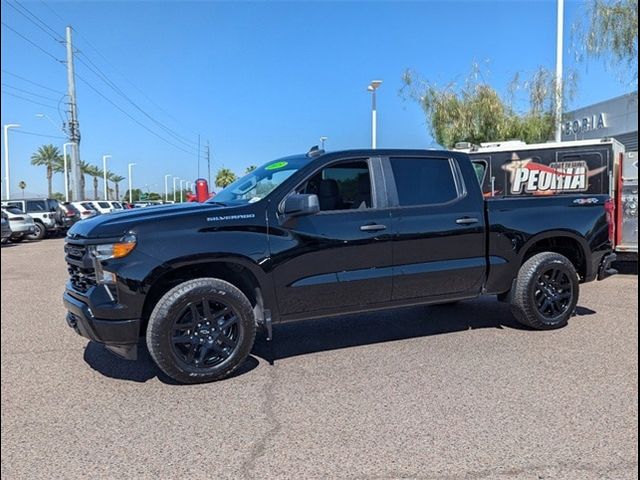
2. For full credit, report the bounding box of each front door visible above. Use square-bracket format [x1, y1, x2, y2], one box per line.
[270, 158, 393, 316]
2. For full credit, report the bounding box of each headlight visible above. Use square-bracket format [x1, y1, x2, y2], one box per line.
[91, 233, 137, 261]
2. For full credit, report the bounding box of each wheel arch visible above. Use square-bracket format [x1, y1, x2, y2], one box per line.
[519, 230, 589, 279]
[140, 256, 275, 335]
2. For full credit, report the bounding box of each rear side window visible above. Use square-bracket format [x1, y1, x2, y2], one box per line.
[98, 202, 110, 208]
[6, 202, 23, 210]
[390, 158, 459, 206]
[26, 200, 47, 212]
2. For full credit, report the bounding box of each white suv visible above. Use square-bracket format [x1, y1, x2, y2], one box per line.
[1, 198, 59, 240]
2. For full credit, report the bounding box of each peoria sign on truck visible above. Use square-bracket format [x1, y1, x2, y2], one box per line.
[505, 155, 606, 194]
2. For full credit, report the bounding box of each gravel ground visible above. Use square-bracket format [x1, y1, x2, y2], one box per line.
[1, 238, 637, 479]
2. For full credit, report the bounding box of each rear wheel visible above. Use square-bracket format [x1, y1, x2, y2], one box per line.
[146, 278, 256, 383]
[26, 222, 46, 240]
[510, 252, 579, 329]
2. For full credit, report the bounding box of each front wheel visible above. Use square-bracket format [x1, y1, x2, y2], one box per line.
[510, 252, 579, 330]
[146, 278, 256, 383]
[26, 222, 46, 240]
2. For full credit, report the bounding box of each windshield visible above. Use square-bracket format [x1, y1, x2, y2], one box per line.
[209, 156, 309, 205]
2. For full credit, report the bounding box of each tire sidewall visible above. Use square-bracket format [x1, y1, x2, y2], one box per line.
[147, 279, 255, 383]
[27, 222, 45, 240]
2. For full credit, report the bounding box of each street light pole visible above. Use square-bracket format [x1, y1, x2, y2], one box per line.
[62, 142, 76, 202]
[102, 155, 111, 200]
[367, 80, 382, 149]
[173, 177, 179, 202]
[164, 174, 171, 202]
[3, 124, 20, 199]
[320, 136, 327, 150]
[128, 163, 136, 204]
[180, 180, 185, 202]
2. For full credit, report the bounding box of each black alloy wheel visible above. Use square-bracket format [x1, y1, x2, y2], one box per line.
[171, 299, 240, 369]
[533, 267, 574, 320]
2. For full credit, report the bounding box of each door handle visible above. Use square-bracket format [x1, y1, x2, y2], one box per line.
[456, 217, 479, 225]
[360, 223, 387, 232]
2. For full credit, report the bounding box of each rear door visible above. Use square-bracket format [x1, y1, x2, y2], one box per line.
[386, 155, 486, 301]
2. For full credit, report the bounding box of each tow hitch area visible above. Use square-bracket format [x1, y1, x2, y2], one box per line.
[598, 253, 618, 280]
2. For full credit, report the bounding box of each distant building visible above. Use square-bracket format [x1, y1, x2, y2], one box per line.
[562, 91, 638, 151]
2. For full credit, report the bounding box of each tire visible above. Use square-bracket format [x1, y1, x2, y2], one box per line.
[510, 252, 579, 330]
[11, 235, 24, 243]
[26, 222, 46, 241]
[146, 278, 256, 383]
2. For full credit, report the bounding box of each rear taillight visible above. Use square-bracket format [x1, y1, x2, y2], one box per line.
[66, 212, 75, 216]
[604, 198, 615, 244]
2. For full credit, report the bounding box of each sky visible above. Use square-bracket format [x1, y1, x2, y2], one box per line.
[0, 0, 636, 198]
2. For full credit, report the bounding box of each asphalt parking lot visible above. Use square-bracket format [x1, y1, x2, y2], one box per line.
[1, 238, 638, 479]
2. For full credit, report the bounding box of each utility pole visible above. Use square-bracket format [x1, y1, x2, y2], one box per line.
[555, 0, 564, 142]
[65, 26, 82, 200]
[206, 140, 211, 186]
[197, 134, 201, 177]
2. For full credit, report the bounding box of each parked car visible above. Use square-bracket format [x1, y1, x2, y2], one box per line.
[107, 201, 125, 211]
[1, 206, 36, 242]
[70, 202, 100, 220]
[1, 198, 60, 240]
[90, 201, 126, 214]
[57, 203, 83, 229]
[1, 211, 12, 244]
[63, 148, 617, 383]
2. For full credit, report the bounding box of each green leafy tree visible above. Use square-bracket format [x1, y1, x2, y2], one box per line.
[83, 164, 103, 200]
[30, 144, 62, 197]
[109, 174, 125, 201]
[245, 165, 257, 174]
[577, 0, 638, 84]
[400, 64, 575, 148]
[215, 168, 237, 188]
[123, 188, 143, 202]
[51, 192, 65, 201]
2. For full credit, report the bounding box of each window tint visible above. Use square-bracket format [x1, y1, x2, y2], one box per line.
[26, 200, 47, 212]
[300, 160, 372, 211]
[471, 161, 487, 185]
[6, 202, 23, 209]
[390, 158, 458, 206]
[3, 207, 24, 215]
[98, 202, 111, 208]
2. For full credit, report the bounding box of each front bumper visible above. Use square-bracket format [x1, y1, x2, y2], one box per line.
[63, 291, 140, 360]
[597, 253, 617, 280]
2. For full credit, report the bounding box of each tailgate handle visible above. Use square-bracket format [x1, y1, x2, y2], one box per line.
[360, 223, 387, 232]
[456, 217, 479, 225]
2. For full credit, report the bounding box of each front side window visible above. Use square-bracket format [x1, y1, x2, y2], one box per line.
[210, 156, 310, 206]
[390, 157, 459, 206]
[297, 160, 372, 211]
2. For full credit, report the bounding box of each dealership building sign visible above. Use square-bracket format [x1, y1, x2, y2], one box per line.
[563, 113, 607, 137]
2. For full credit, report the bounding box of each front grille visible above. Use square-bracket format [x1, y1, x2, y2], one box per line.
[68, 264, 97, 293]
[64, 243, 87, 262]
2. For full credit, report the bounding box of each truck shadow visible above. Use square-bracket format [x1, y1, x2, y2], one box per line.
[251, 298, 597, 364]
[83, 298, 596, 383]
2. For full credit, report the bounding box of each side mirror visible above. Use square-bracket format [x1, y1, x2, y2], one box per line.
[281, 194, 319, 217]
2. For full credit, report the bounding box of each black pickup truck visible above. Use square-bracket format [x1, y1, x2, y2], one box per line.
[63, 148, 617, 383]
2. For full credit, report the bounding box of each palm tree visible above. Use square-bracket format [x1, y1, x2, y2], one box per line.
[30, 144, 62, 197]
[84, 164, 103, 200]
[78, 160, 89, 200]
[109, 174, 125, 201]
[215, 168, 237, 188]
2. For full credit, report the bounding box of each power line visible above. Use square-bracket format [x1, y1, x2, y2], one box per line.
[1, 69, 66, 94]
[75, 72, 198, 156]
[1, 21, 63, 63]
[1, 82, 60, 101]
[3, 0, 65, 43]
[39, 0, 64, 22]
[75, 52, 202, 152]
[13, 129, 65, 139]
[2, 91, 58, 109]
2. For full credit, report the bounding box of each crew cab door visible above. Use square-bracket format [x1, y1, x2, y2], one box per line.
[269, 157, 393, 316]
[386, 155, 486, 301]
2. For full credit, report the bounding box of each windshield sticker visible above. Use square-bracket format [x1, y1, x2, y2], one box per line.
[206, 213, 256, 222]
[503, 153, 606, 194]
[265, 161, 288, 171]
